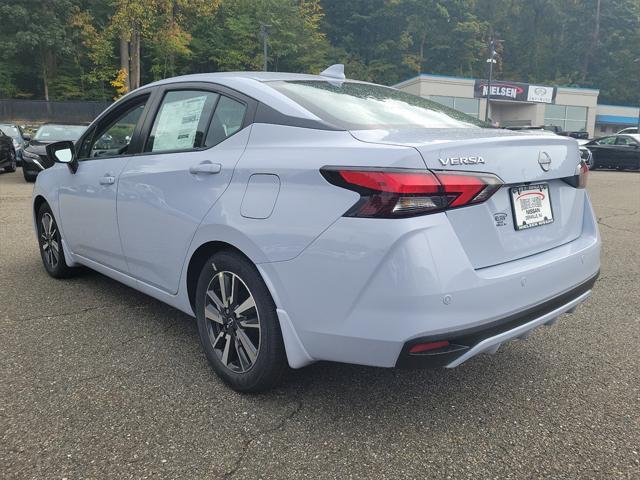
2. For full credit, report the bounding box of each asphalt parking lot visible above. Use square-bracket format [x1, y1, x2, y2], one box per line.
[1, 169, 638, 479]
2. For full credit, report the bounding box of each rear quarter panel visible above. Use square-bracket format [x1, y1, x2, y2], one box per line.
[188, 123, 427, 265]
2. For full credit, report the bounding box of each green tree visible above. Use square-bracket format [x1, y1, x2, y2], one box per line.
[0, 0, 75, 100]
[190, 0, 329, 74]
[0, 0, 637, 106]
[321, 0, 408, 84]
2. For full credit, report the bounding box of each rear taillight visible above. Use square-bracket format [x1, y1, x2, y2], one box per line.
[563, 160, 589, 189]
[321, 168, 503, 218]
[577, 160, 589, 188]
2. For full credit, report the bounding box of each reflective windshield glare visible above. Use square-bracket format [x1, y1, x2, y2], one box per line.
[269, 81, 487, 130]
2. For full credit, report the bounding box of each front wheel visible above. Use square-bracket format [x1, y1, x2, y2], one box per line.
[195, 251, 288, 392]
[36, 203, 75, 278]
[23, 168, 37, 182]
[4, 149, 16, 172]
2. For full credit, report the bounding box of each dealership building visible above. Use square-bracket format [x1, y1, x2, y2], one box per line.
[394, 74, 639, 138]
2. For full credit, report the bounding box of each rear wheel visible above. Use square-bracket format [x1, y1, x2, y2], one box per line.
[36, 203, 75, 278]
[195, 251, 287, 392]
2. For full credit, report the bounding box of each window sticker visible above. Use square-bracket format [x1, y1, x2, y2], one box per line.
[152, 95, 208, 152]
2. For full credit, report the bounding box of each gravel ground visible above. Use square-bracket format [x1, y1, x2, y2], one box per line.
[1, 169, 638, 479]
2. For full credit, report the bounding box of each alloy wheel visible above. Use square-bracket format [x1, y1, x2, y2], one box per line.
[40, 213, 60, 269]
[204, 270, 261, 373]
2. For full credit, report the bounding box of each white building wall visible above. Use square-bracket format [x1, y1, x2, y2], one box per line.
[394, 74, 602, 137]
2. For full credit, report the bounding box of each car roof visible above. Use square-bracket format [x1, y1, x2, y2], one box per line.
[128, 71, 377, 122]
[148, 71, 352, 84]
[593, 133, 639, 141]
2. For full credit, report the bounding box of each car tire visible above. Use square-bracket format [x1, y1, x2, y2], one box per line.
[195, 250, 288, 392]
[23, 168, 37, 182]
[6, 150, 16, 172]
[36, 203, 75, 278]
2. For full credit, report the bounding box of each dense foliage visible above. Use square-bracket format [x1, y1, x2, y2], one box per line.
[0, 0, 638, 105]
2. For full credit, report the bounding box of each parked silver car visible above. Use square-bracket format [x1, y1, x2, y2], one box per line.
[33, 67, 600, 391]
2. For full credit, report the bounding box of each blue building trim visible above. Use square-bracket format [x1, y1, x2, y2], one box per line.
[596, 114, 639, 125]
[597, 103, 640, 110]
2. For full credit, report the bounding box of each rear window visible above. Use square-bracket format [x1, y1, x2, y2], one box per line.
[268, 80, 488, 130]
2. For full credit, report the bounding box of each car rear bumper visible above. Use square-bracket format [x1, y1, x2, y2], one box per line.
[261, 192, 601, 369]
[395, 271, 597, 368]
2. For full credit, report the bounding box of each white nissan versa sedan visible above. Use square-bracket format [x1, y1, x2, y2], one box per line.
[33, 65, 600, 391]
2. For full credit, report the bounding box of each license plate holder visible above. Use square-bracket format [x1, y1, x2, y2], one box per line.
[510, 183, 554, 230]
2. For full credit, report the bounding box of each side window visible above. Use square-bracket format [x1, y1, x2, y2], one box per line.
[146, 90, 218, 152]
[615, 136, 634, 145]
[205, 96, 247, 147]
[86, 101, 147, 159]
[597, 136, 615, 145]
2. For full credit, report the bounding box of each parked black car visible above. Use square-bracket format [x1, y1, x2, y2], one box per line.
[0, 123, 28, 164]
[584, 134, 640, 170]
[21, 123, 86, 182]
[506, 126, 595, 169]
[0, 128, 17, 173]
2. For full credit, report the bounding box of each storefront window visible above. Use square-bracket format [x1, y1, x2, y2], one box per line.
[430, 96, 480, 118]
[454, 98, 480, 118]
[544, 105, 587, 132]
[430, 95, 455, 109]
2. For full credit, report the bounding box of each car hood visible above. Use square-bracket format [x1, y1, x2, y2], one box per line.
[24, 142, 48, 156]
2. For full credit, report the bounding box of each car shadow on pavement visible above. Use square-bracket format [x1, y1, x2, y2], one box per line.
[14, 254, 566, 429]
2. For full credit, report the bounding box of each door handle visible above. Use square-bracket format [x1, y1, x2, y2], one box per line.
[99, 175, 115, 185]
[189, 162, 221, 175]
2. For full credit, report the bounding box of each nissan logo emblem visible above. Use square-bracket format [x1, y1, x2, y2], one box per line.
[538, 151, 552, 172]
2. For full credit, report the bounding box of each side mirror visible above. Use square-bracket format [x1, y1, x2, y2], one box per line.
[46, 140, 78, 173]
[22, 134, 30, 143]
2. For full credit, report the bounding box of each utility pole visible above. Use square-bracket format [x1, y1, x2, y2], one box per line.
[635, 58, 640, 131]
[260, 24, 271, 72]
[484, 38, 497, 123]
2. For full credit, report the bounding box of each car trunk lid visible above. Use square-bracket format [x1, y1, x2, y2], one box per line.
[350, 128, 585, 268]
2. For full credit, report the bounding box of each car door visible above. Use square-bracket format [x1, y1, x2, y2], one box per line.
[589, 136, 617, 168]
[117, 83, 255, 293]
[57, 93, 152, 272]
[614, 135, 640, 169]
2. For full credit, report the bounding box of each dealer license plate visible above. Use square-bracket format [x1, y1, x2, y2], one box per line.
[510, 183, 554, 230]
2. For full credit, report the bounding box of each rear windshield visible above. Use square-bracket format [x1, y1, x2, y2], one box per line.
[268, 80, 488, 130]
[34, 124, 86, 142]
